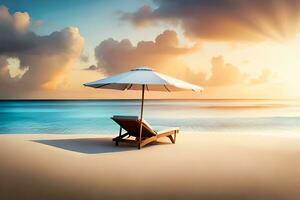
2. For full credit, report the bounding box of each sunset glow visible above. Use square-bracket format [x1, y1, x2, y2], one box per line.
[2, 2, 300, 200]
[0, 0, 300, 99]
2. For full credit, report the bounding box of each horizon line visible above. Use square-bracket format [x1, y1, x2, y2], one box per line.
[0, 98, 299, 101]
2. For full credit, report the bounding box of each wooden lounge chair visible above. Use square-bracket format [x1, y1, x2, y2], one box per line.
[111, 115, 179, 149]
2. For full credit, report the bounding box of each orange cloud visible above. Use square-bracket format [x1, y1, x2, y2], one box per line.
[93, 30, 268, 88]
[122, 0, 300, 42]
[0, 6, 84, 98]
[94, 30, 198, 75]
[250, 68, 272, 85]
[206, 56, 248, 86]
[13, 11, 30, 31]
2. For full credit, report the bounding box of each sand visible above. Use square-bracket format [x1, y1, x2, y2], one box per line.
[1, 132, 300, 200]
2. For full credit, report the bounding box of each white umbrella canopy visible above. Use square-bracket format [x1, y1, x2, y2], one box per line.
[83, 67, 203, 92]
[84, 67, 203, 148]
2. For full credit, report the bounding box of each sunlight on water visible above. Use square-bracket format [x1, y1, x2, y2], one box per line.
[0, 100, 300, 135]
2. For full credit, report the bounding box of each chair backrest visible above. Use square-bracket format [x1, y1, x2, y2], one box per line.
[111, 115, 156, 138]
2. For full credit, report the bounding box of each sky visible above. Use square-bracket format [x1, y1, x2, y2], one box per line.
[0, 0, 300, 99]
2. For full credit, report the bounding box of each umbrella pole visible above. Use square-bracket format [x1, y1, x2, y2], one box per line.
[138, 84, 145, 149]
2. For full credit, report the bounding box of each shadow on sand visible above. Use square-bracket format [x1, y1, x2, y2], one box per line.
[33, 137, 170, 154]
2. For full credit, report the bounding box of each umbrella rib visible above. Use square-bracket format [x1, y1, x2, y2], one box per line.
[146, 85, 149, 91]
[95, 83, 111, 88]
[164, 84, 171, 92]
[125, 84, 133, 90]
[127, 84, 132, 90]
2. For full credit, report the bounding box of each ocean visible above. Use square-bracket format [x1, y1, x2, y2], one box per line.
[0, 99, 300, 135]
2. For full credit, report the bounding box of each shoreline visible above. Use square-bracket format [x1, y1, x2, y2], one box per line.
[1, 132, 300, 200]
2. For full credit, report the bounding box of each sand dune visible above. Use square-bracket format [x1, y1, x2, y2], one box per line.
[1, 133, 300, 200]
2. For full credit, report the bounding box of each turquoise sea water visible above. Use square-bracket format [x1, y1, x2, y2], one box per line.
[0, 100, 300, 135]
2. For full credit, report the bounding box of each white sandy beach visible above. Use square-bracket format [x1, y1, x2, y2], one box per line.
[1, 133, 300, 200]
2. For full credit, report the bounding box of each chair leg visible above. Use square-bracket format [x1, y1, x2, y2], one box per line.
[116, 126, 122, 146]
[137, 136, 142, 149]
[168, 135, 175, 144]
[174, 132, 177, 143]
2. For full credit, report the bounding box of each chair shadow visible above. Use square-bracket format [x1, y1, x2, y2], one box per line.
[33, 137, 134, 154]
[33, 137, 171, 154]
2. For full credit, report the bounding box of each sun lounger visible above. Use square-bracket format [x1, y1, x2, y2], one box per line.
[111, 115, 179, 149]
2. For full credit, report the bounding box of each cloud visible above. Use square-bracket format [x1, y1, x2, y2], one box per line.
[121, 5, 155, 27]
[84, 65, 101, 71]
[206, 56, 248, 86]
[80, 54, 89, 63]
[95, 30, 198, 75]
[121, 0, 300, 41]
[0, 6, 84, 98]
[13, 11, 30, 31]
[250, 68, 272, 84]
[94, 30, 267, 87]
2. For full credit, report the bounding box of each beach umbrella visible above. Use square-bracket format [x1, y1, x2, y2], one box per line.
[84, 67, 203, 146]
